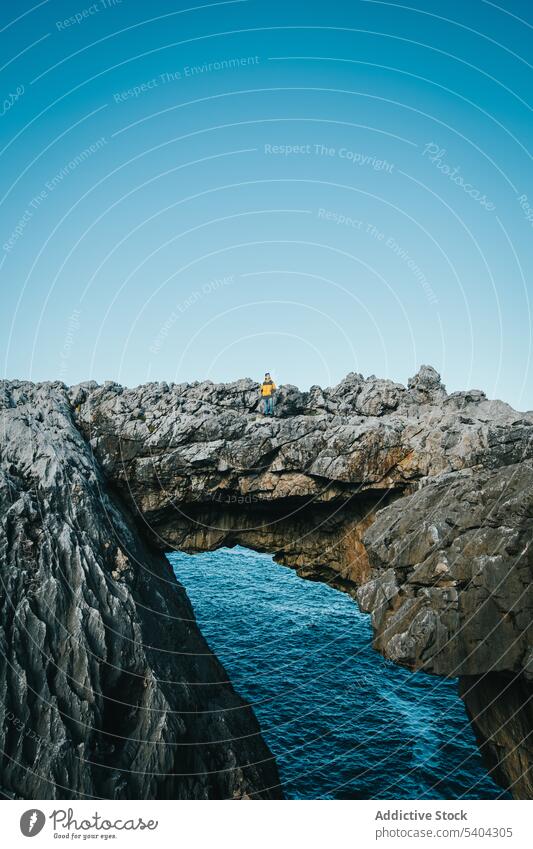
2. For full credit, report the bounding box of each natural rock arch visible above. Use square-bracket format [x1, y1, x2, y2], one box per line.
[1, 366, 532, 798]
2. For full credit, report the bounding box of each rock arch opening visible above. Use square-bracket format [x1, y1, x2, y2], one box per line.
[169, 544, 504, 799]
[148, 492, 391, 592]
[2, 370, 531, 799]
[71, 368, 533, 799]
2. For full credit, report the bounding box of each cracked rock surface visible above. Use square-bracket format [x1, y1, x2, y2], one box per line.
[1, 365, 532, 798]
[0, 381, 281, 799]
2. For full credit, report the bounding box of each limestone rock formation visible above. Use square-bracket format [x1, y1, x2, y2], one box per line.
[0, 382, 281, 799]
[358, 463, 533, 799]
[1, 366, 532, 799]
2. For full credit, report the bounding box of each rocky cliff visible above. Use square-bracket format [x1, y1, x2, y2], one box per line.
[0, 382, 281, 799]
[1, 367, 532, 798]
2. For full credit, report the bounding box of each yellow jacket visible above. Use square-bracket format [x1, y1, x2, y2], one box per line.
[261, 379, 276, 397]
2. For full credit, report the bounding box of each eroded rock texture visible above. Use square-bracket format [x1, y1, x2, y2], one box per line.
[1, 366, 532, 798]
[71, 365, 533, 798]
[0, 382, 281, 799]
[359, 462, 533, 798]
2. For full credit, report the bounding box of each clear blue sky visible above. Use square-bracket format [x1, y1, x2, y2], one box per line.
[1, 0, 532, 408]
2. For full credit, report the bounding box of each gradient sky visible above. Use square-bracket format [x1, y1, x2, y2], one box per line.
[1, 0, 532, 408]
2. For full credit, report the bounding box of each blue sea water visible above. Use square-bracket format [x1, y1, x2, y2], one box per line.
[169, 546, 504, 800]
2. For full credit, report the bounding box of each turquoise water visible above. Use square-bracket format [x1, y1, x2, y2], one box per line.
[169, 546, 504, 800]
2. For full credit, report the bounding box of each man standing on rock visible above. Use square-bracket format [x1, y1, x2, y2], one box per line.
[260, 372, 277, 415]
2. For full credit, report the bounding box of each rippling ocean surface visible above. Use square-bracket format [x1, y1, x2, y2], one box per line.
[169, 546, 503, 800]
